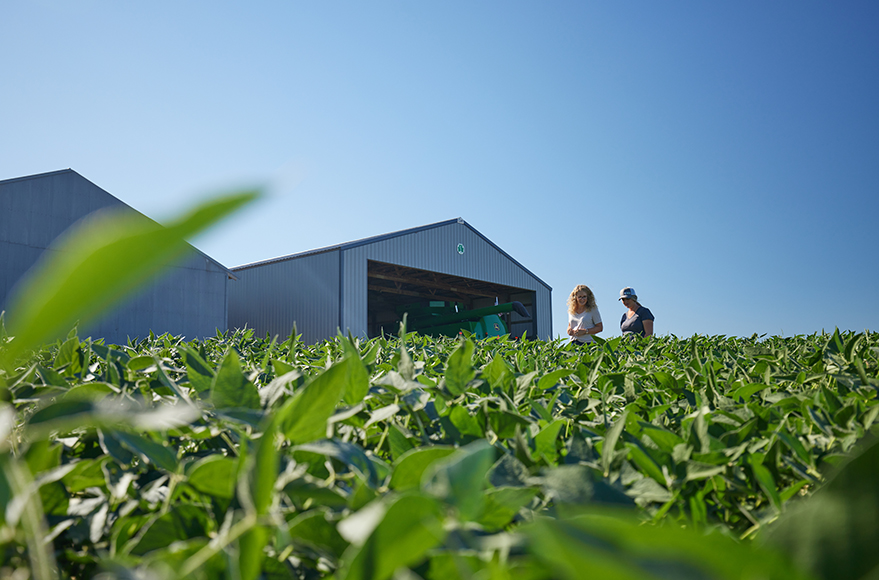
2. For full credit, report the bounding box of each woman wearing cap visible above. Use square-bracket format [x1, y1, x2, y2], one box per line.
[567, 285, 603, 344]
[619, 287, 654, 337]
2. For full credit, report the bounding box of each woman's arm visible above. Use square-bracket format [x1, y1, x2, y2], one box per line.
[587, 322, 603, 335]
[642, 320, 654, 337]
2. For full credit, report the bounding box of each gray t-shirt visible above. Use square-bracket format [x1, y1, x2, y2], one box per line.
[620, 306, 654, 336]
[569, 307, 602, 343]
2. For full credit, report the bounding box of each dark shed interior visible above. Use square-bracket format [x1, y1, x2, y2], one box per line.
[366, 260, 535, 338]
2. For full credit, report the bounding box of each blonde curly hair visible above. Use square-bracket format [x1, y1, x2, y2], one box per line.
[567, 284, 596, 314]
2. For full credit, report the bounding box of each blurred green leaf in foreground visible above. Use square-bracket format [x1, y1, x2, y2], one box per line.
[0, 189, 260, 371]
[765, 436, 879, 580]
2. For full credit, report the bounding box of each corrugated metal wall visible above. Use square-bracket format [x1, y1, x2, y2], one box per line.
[230, 219, 552, 343]
[1, 170, 130, 304]
[341, 221, 552, 340]
[1, 170, 230, 345]
[229, 250, 341, 344]
[82, 255, 229, 343]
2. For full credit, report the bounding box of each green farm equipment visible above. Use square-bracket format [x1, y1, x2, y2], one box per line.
[398, 301, 531, 339]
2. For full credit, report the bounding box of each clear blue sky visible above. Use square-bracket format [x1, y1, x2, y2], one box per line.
[2, 2, 877, 339]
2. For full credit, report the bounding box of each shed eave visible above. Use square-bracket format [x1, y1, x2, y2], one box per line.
[231, 217, 551, 291]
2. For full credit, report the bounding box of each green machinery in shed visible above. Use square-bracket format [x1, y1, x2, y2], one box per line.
[398, 301, 531, 339]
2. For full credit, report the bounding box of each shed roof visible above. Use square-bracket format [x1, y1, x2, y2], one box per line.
[233, 218, 551, 290]
[0, 169, 237, 279]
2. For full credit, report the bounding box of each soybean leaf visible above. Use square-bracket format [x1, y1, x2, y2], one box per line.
[686, 462, 727, 482]
[478, 487, 539, 531]
[602, 410, 628, 476]
[388, 424, 415, 461]
[24, 440, 62, 476]
[178, 344, 215, 394]
[626, 442, 667, 487]
[483, 355, 514, 391]
[210, 348, 260, 410]
[444, 339, 475, 396]
[639, 423, 685, 454]
[237, 525, 266, 580]
[28, 399, 95, 433]
[389, 446, 457, 490]
[341, 337, 370, 405]
[35, 365, 68, 387]
[766, 437, 879, 580]
[537, 465, 635, 507]
[732, 383, 772, 402]
[186, 456, 236, 499]
[364, 404, 401, 429]
[278, 356, 353, 444]
[114, 431, 179, 473]
[448, 405, 484, 437]
[26, 396, 196, 440]
[61, 458, 110, 493]
[538, 368, 575, 391]
[239, 415, 281, 580]
[295, 439, 379, 488]
[627, 477, 673, 505]
[287, 509, 349, 557]
[423, 440, 495, 521]
[129, 504, 212, 556]
[749, 453, 782, 512]
[526, 508, 808, 580]
[340, 494, 445, 580]
[251, 421, 279, 516]
[534, 420, 565, 463]
[489, 409, 531, 439]
[127, 355, 156, 372]
[777, 431, 813, 468]
[488, 453, 531, 488]
[54, 336, 81, 375]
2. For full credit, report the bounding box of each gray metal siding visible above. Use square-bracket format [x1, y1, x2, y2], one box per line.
[78, 254, 228, 344]
[1, 171, 130, 301]
[1, 170, 230, 344]
[229, 250, 340, 344]
[533, 287, 552, 340]
[0, 170, 130, 249]
[229, 220, 552, 343]
[341, 221, 553, 340]
[1, 243, 44, 303]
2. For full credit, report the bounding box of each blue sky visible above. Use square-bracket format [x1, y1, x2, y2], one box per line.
[2, 2, 877, 339]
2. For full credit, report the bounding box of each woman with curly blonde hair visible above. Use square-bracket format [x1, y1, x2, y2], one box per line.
[566, 284, 603, 344]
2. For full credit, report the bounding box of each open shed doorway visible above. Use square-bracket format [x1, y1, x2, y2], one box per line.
[366, 260, 535, 339]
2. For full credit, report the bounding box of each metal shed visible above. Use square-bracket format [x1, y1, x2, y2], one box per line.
[0, 169, 234, 345]
[229, 218, 553, 343]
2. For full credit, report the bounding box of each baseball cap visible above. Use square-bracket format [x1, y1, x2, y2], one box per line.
[619, 287, 637, 300]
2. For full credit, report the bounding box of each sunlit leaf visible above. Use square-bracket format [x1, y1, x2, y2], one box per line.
[278, 356, 353, 444]
[423, 440, 496, 521]
[340, 494, 445, 580]
[445, 339, 475, 396]
[186, 455, 236, 499]
[210, 348, 260, 410]
[766, 437, 879, 580]
[389, 446, 456, 490]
